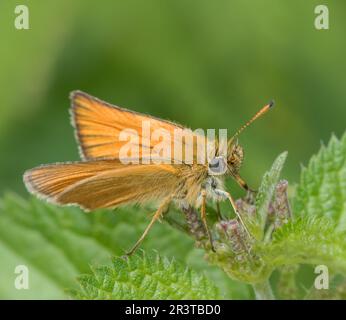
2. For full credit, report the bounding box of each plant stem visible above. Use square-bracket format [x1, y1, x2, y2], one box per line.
[253, 280, 275, 300]
[164, 215, 190, 235]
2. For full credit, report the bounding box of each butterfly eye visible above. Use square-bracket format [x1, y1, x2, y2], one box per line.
[208, 157, 227, 175]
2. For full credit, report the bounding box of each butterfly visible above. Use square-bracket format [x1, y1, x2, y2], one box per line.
[23, 91, 274, 254]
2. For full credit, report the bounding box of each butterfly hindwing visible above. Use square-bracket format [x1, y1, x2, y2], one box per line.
[24, 160, 181, 210]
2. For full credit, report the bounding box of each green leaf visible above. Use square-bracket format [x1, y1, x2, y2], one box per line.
[0, 194, 189, 298]
[70, 253, 220, 299]
[205, 149, 346, 287]
[294, 133, 346, 229]
[305, 278, 346, 300]
[0, 193, 248, 299]
[250, 151, 288, 240]
[264, 217, 346, 275]
[275, 265, 300, 299]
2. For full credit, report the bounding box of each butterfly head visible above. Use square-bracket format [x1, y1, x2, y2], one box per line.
[227, 140, 244, 174]
[208, 140, 243, 176]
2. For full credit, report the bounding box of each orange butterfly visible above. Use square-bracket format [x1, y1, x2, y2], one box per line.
[24, 91, 273, 254]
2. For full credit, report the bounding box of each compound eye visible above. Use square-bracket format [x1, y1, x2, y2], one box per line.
[208, 157, 227, 175]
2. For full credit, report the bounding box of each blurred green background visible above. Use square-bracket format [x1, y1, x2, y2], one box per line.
[0, 0, 345, 299]
[1, 0, 346, 194]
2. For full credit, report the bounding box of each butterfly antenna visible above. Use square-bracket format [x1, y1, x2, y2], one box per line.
[231, 100, 275, 141]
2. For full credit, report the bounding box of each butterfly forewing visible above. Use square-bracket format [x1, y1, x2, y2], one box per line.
[71, 91, 210, 164]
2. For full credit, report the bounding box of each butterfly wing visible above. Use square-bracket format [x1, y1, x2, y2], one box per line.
[71, 91, 181, 159]
[24, 160, 181, 211]
[70, 91, 210, 164]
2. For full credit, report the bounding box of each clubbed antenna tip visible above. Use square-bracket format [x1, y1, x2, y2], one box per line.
[230, 99, 276, 140]
[269, 100, 275, 108]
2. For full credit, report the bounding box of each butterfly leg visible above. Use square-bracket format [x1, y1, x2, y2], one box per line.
[216, 201, 224, 221]
[214, 188, 251, 237]
[126, 197, 171, 256]
[201, 190, 215, 252]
